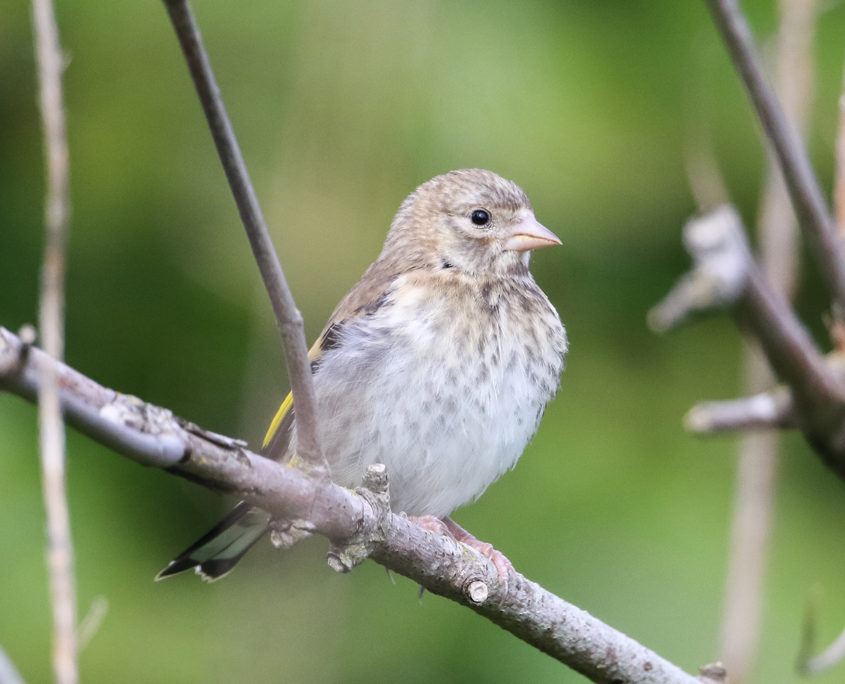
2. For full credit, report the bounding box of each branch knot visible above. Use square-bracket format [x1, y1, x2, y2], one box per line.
[326, 463, 391, 573]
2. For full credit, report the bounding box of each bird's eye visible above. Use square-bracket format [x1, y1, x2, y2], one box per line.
[471, 209, 490, 226]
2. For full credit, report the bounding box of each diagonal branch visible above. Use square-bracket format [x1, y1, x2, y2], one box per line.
[0, 326, 719, 684]
[702, 0, 845, 309]
[161, 0, 325, 473]
[738, 256, 841, 416]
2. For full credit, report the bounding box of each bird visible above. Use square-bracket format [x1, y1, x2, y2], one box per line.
[156, 168, 567, 582]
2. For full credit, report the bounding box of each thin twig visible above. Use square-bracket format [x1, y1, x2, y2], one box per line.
[686, 352, 845, 433]
[683, 42, 731, 211]
[757, 0, 815, 294]
[31, 1, 77, 682]
[0, 327, 716, 684]
[717, 424, 778, 683]
[703, 0, 845, 308]
[77, 596, 108, 652]
[161, 0, 325, 473]
[685, 385, 795, 433]
[717, 2, 815, 679]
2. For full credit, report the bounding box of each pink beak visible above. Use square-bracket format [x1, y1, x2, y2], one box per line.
[503, 214, 561, 252]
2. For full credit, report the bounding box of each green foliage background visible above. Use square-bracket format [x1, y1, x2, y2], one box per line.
[2, 1, 845, 682]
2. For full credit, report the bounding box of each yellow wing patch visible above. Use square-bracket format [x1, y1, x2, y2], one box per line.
[262, 390, 293, 449]
[261, 337, 326, 450]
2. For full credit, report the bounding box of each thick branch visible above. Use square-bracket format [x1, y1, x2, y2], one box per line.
[31, 0, 77, 681]
[161, 0, 325, 473]
[0, 326, 715, 684]
[702, 0, 845, 308]
[650, 207, 845, 478]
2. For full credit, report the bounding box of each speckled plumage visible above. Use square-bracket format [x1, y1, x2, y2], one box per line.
[158, 169, 567, 581]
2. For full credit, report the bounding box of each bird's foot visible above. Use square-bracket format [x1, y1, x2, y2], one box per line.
[405, 514, 513, 587]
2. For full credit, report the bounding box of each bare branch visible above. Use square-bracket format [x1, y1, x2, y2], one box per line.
[31, 0, 77, 681]
[161, 0, 325, 474]
[0, 327, 712, 684]
[683, 49, 731, 211]
[717, 425, 779, 682]
[77, 597, 108, 652]
[686, 352, 845, 434]
[652, 208, 838, 406]
[756, 0, 815, 293]
[684, 133, 730, 211]
[685, 387, 795, 433]
[702, 0, 845, 308]
[651, 207, 845, 477]
[717, 2, 816, 678]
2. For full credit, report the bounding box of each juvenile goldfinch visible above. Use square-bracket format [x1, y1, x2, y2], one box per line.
[157, 169, 567, 581]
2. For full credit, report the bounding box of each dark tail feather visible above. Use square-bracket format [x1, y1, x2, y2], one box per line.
[155, 502, 271, 582]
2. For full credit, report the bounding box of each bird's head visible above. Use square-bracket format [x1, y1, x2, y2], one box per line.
[380, 169, 560, 276]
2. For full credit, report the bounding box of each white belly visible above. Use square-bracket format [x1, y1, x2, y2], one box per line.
[304, 275, 566, 517]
